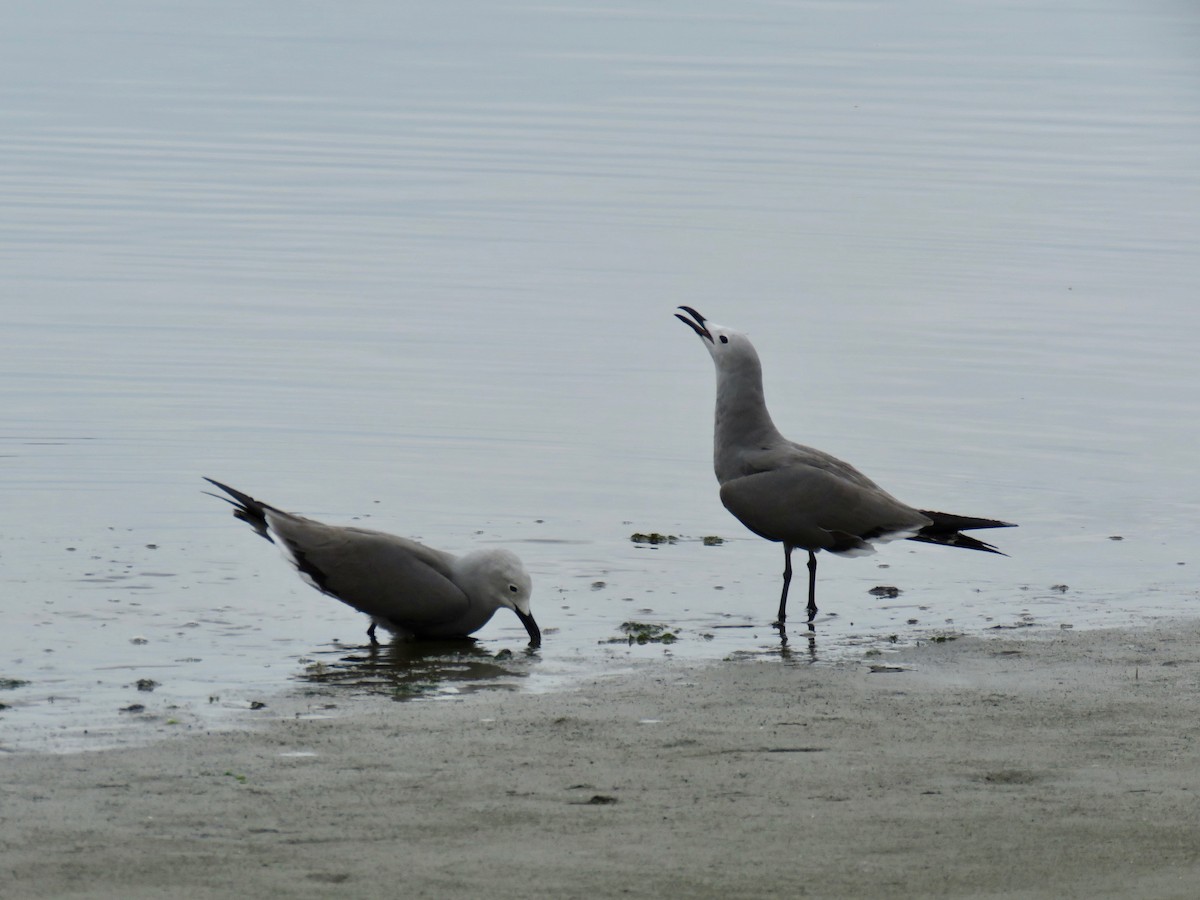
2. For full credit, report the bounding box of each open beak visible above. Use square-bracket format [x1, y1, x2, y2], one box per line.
[675, 305, 713, 343]
[515, 609, 541, 647]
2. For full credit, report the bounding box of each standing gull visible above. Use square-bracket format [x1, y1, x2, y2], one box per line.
[204, 478, 540, 645]
[675, 307, 1014, 624]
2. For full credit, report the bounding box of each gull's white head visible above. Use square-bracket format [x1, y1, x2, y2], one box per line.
[466, 547, 539, 645]
[675, 306, 763, 376]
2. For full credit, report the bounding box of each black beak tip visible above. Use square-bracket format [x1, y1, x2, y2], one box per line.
[675, 306, 712, 342]
[517, 610, 541, 647]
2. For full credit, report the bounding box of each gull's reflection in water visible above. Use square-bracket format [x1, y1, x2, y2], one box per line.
[713, 616, 819, 665]
[296, 637, 539, 700]
[775, 620, 818, 665]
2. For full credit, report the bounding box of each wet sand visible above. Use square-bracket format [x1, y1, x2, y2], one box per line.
[3, 622, 1200, 899]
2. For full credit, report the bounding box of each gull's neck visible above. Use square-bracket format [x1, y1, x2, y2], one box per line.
[712, 350, 786, 483]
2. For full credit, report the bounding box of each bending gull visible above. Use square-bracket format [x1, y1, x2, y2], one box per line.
[676, 306, 1014, 624]
[204, 478, 540, 646]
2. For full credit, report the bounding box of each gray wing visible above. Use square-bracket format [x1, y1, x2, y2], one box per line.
[735, 441, 888, 492]
[719, 465, 932, 553]
[265, 513, 471, 627]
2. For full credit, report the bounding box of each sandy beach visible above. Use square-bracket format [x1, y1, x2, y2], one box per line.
[3, 622, 1200, 900]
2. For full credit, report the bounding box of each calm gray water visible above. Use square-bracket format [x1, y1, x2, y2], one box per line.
[2, 0, 1198, 751]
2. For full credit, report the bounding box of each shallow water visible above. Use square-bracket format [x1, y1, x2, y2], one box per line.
[2, 0, 1198, 752]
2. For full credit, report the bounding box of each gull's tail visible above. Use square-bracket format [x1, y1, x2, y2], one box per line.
[907, 510, 1015, 555]
[203, 477, 277, 543]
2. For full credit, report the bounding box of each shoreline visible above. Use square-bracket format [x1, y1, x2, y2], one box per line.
[3, 620, 1200, 898]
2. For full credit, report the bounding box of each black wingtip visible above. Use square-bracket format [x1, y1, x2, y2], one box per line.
[919, 510, 1016, 532]
[905, 532, 1007, 555]
[906, 510, 1014, 555]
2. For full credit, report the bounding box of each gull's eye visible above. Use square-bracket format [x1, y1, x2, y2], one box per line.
[719, 335, 729, 344]
[509, 584, 519, 593]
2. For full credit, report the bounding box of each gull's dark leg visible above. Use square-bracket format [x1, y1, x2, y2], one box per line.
[775, 544, 794, 625]
[367, 621, 379, 645]
[806, 550, 818, 619]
